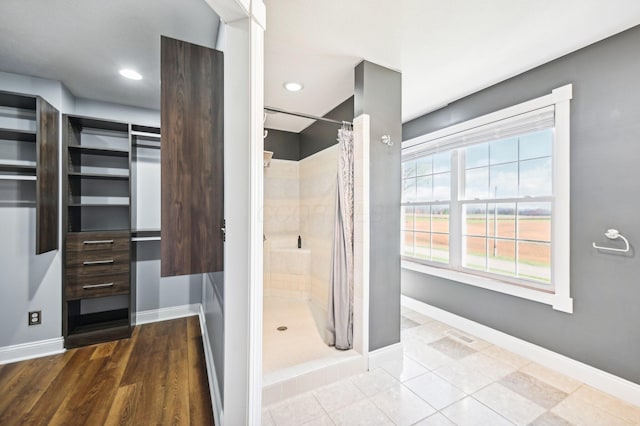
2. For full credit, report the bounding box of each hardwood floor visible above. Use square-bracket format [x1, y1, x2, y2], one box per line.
[0, 316, 214, 425]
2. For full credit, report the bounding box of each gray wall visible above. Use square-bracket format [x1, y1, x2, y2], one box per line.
[0, 71, 71, 348]
[354, 61, 402, 351]
[300, 97, 354, 159]
[204, 272, 224, 401]
[402, 25, 640, 384]
[264, 128, 300, 161]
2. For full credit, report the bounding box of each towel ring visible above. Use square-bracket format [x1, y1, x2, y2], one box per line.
[592, 229, 630, 253]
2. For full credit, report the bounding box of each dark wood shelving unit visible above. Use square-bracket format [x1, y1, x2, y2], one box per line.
[0, 90, 59, 254]
[62, 114, 132, 349]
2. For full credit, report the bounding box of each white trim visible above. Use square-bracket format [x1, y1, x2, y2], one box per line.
[248, 7, 266, 425]
[199, 305, 223, 426]
[353, 114, 370, 362]
[402, 260, 572, 313]
[133, 303, 200, 326]
[0, 337, 65, 365]
[401, 296, 640, 407]
[367, 343, 404, 370]
[402, 84, 573, 151]
[401, 84, 574, 313]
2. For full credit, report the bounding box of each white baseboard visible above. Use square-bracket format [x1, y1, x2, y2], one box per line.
[199, 305, 224, 426]
[0, 337, 65, 365]
[367, 342, 403, 371]
[402, 295, 640, 407]
[134, 303, 200, 326]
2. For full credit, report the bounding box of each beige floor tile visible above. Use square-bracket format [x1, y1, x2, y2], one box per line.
[474, 383, 546, 425]
[433, 361, 494, 393]
[404, 372, 467, 410]
[263, 409, 276, 426]
[412, 412, 456, 425]
[499, 371, 568, 409]
[441, 396, 513, 426]
[551, 393, 631, 426]
[403, 321, 452, 344]
[482, 345, 531, 369]
[302, 415, 336, 426]
[369, 383, 437, 426]
[572, 385, 640, 424]
[329, 398, 394, 426]
[401, 316, 421, 330]
[460, 352, 517, 381]
[429, 337, 478, 360]
[402, 310, 434, 325]
[519, 363, 581, 394]
[404, 339, 456, 370]
[529, 411, 573, 426]
[312, 380, 366, 412]
[350, 368, 398, 397]
[269, 392, 326, 426]
[381, 356, 430, 382]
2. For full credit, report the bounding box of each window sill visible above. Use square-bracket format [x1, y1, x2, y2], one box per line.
[401, 260, 573, 313]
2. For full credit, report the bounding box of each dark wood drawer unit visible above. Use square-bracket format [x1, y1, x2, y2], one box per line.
[66, 231, 130, 253]
[66, 250, 130, 277]
[65, 272, 129, 300]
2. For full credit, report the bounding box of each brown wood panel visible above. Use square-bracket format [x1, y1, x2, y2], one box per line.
[161, 36, 224, 277]
[66, 231, 130, 253]
[36, 97, 59, 254]
[65, 272, 130, 300]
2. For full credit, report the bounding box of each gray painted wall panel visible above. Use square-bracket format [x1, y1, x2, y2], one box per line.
[299, 97, 354, 160]
[402, 25, 640, 384]
[355, 61, 402, 351]
[264, 129, 300, 161]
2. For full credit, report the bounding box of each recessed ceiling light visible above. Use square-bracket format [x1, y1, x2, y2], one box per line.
[283, 82, 303, 92]
[119, 69, 142, 81]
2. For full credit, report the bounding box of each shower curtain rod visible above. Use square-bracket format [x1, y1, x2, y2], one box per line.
[264, 106, 352, 126]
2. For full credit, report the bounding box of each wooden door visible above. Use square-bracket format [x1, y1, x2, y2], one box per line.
[160, 36, 224, 277]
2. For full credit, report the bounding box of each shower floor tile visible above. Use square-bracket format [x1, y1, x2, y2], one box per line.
[263, 296, 351, 375]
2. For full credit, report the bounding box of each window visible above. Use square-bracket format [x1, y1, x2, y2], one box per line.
[401, 85, 573, 312]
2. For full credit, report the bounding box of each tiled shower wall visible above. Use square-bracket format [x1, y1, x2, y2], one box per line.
[263, 147, 338, 309]
[299, 146, 339, 310]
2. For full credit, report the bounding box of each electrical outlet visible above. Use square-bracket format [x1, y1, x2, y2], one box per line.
[28, 311, 41, 326]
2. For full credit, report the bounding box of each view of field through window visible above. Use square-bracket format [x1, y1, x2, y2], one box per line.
[402, 129, 553, 285]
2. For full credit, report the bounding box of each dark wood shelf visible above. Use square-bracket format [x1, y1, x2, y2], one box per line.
[0, 91, 37, 110]
[67, 203, 129, 208]
[68, 172, 129, 180]
[0, 163, 36, 172]
[65, 320, 131, 348]
[131, 229, 161, 238]
[68, 145, 129, 157]
[0, 127, 36, 142]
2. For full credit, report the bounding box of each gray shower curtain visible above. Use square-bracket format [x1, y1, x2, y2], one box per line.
[326, 125, 354, 350]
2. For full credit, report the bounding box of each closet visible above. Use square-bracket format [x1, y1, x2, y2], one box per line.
[0, 90, 59, 253]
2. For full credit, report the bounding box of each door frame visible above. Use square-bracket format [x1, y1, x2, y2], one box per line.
[203, 1, 266, 424]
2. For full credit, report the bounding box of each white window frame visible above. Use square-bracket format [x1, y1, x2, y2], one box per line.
[402, 84, 573, 313]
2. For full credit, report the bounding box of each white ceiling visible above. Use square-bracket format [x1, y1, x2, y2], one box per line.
[264, 0, 640, 133]
[0, 0, 219, 110]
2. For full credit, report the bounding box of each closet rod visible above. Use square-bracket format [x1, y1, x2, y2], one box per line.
[264, 106, 352, 126]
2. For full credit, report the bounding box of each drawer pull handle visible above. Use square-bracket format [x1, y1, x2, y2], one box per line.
[83, 240, 114, 245]
[83, 283, 114, 289]
[83, 260, 114, 266]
